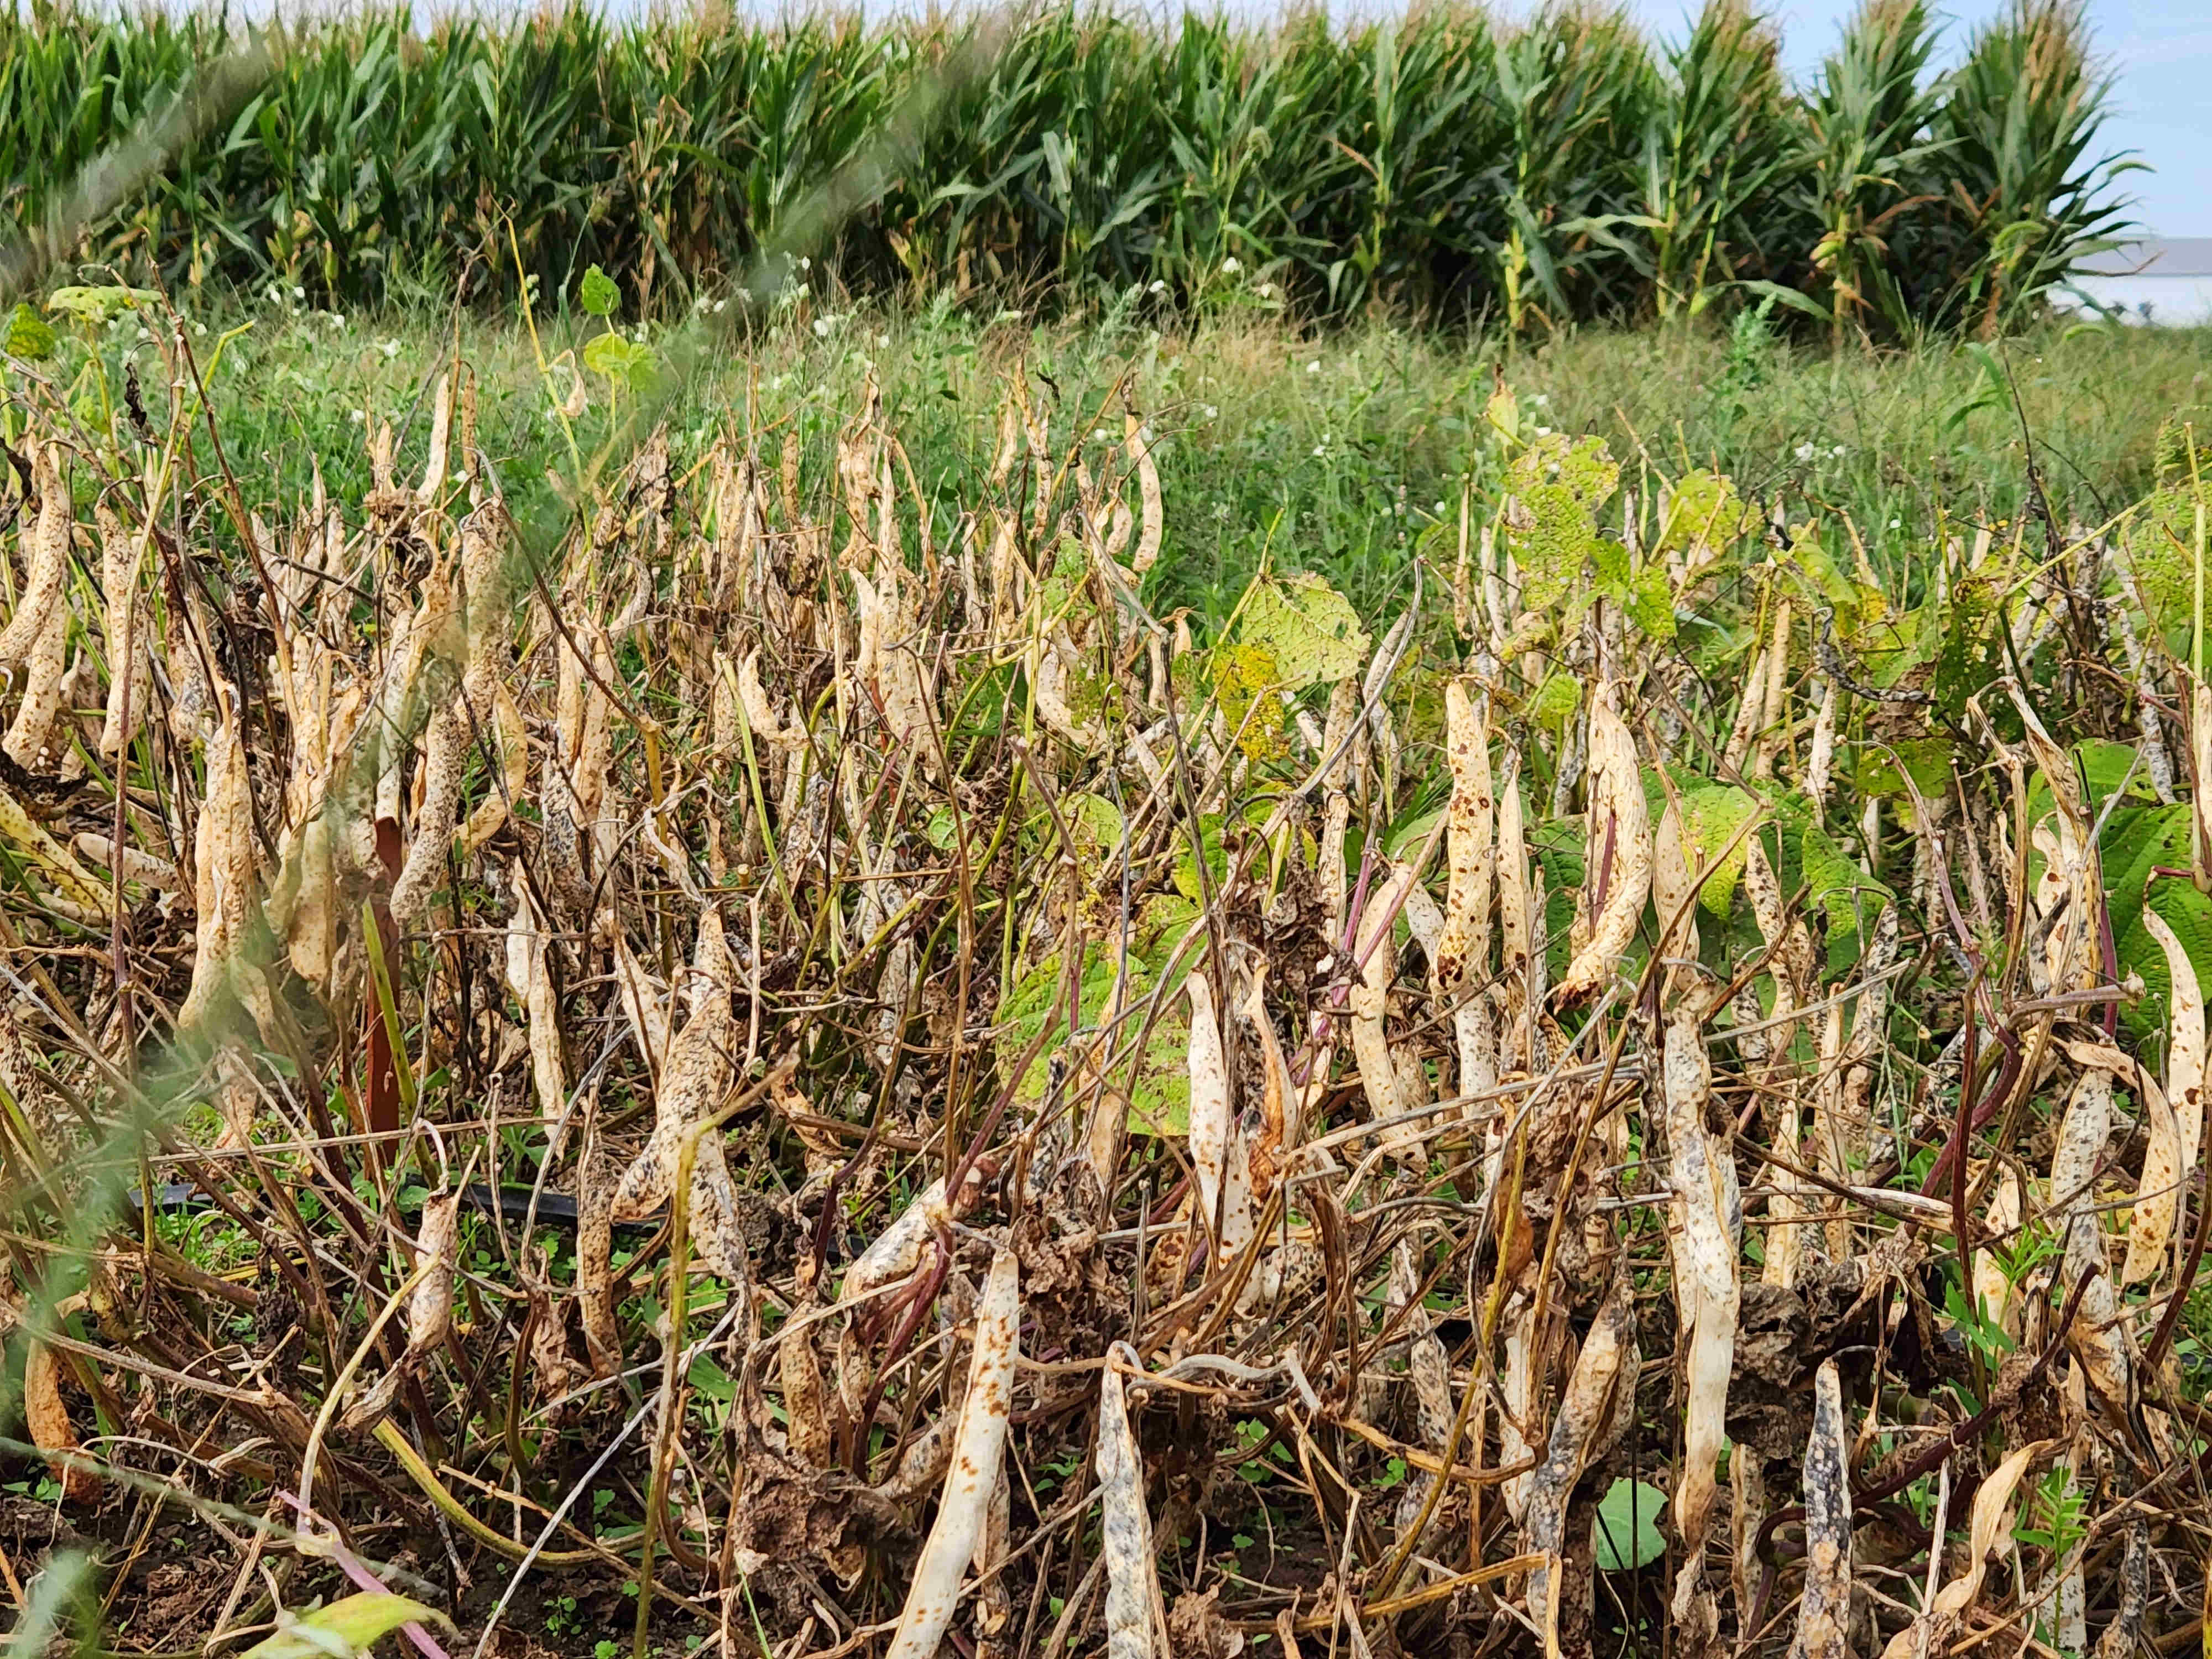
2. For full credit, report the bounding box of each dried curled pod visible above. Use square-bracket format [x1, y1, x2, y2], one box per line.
[341, 1188, 461, 1433]
[3, 556, 68, 768]
[389, 700, 468, 926]
[1556, 690, 1650, 1002]
[1875, 1439, 2044, 1659]
[1525, 1268, 1632, 1659]
[1663, 1006, 1738, 1582]
[885, 1245, 1019, 1659]
[611, 910, 750, 1282]
[24, 1335, 98, 1504]
[1185, 969, 1254, 1272]
[1436, 676, 1494, 990]
[95, 503, 149, 760]
[0, 442, 72, 670]
[1794, 1360, 1853, 1659]
[2124, 906, 2203, 1285]
[2052, 1066, 2135, 1412]
[179, 700, 267, 1031]
[1095, 1343, 1162, 1659]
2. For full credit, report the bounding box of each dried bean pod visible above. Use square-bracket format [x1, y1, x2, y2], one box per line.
[885, 1246, 1020, 1659]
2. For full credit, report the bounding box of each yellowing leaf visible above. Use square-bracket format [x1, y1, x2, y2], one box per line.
[238, 1593, 452, 1659]
[1528, 672, 1582, 732]
[4, 303, 55, 361]
[1672, 782, 1761, 917]
[1485, 382, 1520, 443]
[1621, 565, 1676, 639]
[1212, 643, 1291, 760]
[45, 284, 156, 324]
[1855, 738, 1954, 802]
[1234, 572, 1370, 689]
[1657, 470, 1757, 560]
[1003, 949, 1190, 1135]
[581, 330, 655, 390]
[1786, 525, 1887, 641]
[1504, 432, 1620, 613]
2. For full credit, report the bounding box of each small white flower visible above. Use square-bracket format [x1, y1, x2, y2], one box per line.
[192, 321, 206, 336]
[876, 332, 891, 348]
[326, 311, 345, 330]
[1212, 502, 1231, 520]
[291, 285, 305, 301]
[349, 409, 366, 424]
[1830, 444, 1846, 457]
[1306, 359, 1320, 374]
[1793, 441, 1816, 461]
[1222, 256, 1241, 274]
[1888, 518, 1901, 529]
[695, 294, 709, 313]
[812, 316, 832, 338]
[797, 255, 811, 272]
[1256, 281, 1275, 298]
[1534, 425, 1553, 437]
[378, 338, 400, 359]
[712, 298, 727, 314]
[1203, 405, 1219, 421]
[1433, 500, 1448, 515]
[1148, 279, 1166, 295]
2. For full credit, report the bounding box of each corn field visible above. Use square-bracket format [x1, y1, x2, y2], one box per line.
[3, 269, 2212, 1659]
[0, 0, 2135, 335]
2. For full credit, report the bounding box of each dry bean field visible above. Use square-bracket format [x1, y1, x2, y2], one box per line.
[1, 3, 2210, 1644]
[0, 270, 2210, 1659]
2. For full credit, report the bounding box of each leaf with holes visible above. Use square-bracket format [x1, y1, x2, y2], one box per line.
[1503, 432, 1619, 614]
[1234, 572, 1371, 690]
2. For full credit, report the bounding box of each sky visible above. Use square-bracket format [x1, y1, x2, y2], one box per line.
[1603, 0, 2211, 237]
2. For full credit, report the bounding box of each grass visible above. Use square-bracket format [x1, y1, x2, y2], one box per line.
[84, 280, 2212, 620]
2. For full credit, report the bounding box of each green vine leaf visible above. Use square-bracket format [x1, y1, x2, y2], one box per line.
[578, 263, 620, 318]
